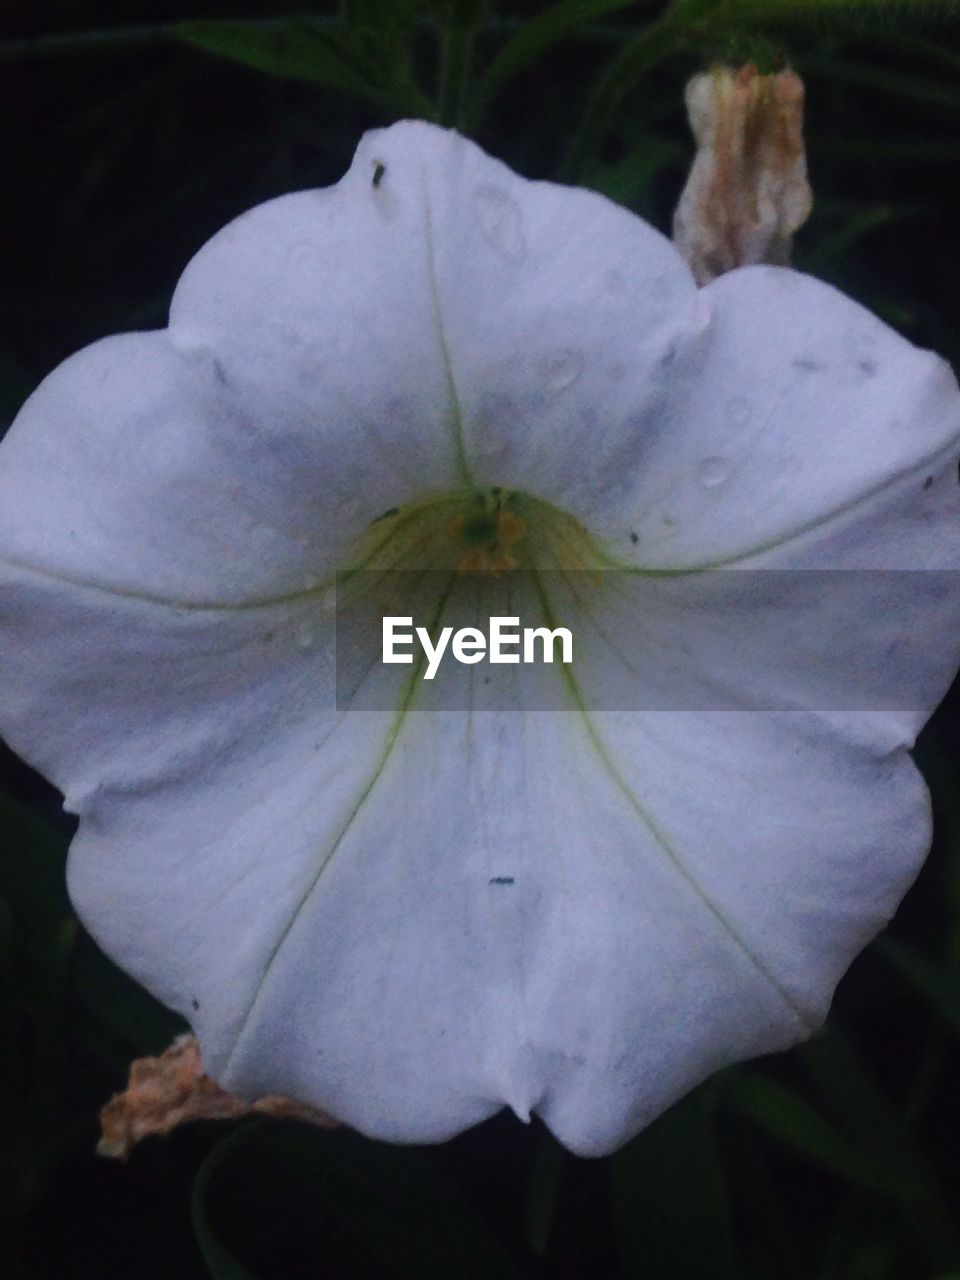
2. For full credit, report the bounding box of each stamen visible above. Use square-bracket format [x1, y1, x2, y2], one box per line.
[451, 499, 528, 573]
[349, 488, 598, 576]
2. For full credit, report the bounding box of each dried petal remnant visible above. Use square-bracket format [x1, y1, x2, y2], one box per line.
[674, 65, 813, 285]
[97, 1035, 337, 1159]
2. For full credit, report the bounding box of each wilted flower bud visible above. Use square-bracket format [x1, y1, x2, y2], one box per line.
[673, 64, 813, 285]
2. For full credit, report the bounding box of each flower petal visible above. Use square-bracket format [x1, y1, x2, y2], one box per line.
[167, 128, 476, 510]
[1, 128, 513, 608]
[613, 265, 960, 570]
[7, 550, 926, 1158]
[518, 704, 932, 1154]
[0, 332, 344, 604]
[0, 560, 444, 1090]
[0, 566, 537, 1142]
[556, 542, 960, 747]
[336, 125, 960, 580]
[380, 123, 703, 515]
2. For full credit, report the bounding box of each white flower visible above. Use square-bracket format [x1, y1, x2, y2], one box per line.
[2, 120, 960, 1158]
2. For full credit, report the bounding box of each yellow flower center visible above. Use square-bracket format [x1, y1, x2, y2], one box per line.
[352, 488, 600, 574]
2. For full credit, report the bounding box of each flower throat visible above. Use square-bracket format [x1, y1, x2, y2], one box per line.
[353, 487, 600, 575]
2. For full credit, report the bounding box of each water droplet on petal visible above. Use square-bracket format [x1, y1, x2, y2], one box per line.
[692, 295, 711, 334]
[295, 621, 316, 650]
[605, 268, 629, 295]
[169, 330, 209, 362]
[697, 456, 731, 488]
[332, 494, 361, 522]
[291, 241, 322, 272]
[539, 349, 584, 396]
[726, 396, 751, 425]
[475, 185, 526, 262]
[474, 435, 509, 463]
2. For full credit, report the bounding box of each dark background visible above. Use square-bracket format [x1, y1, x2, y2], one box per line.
[4, 2, 960, 1277]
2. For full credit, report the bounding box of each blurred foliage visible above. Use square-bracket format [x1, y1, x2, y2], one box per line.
[4, 1, 960, 1276]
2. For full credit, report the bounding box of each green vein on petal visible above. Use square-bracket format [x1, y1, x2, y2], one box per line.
[529, 566, 820, 1032]
[221, 570, 460, 1075]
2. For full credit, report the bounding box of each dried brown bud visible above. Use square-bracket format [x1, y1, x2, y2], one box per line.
[97, 1034, 337, 1159]
[673, 64, 813, 286]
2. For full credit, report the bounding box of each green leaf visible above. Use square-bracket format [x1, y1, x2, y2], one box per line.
[526, 1126, 565, 1258]
[558, 17, 680, 181]
[174, 18, 434, 118]
[865, 29, 960, 77]
[72, 930, 186, 1059]
[437, 0, 491, 127]
[877, 936, 960, 1038]
[192, 1121, 524, 1280]
[0, 348, 31, 430]
[584, 136, 687, 209]
[0, 898, 21, 1127]
[612, 1086, 743, 1280]
[730, 1062, 957, 1267]
[674, 0, 958, 22]
[917, 730, 960, 910]
[799, 204, 917, 274]
[728, 1071, 908, 1205]
[466, 0, 645, 131]
[192, 1127, 262, 1280]
[0, 789, 181, 1059]
[0, 791, 71, 973]
[724, 1121, 808, 1280]
[799, 1034, 957, 1256]
[176, 19, 369, 90]
[800, 54, 960, 117]
[814, 138, 960, 164]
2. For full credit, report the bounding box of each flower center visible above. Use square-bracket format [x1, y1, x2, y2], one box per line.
[353, 488, 600, 575]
